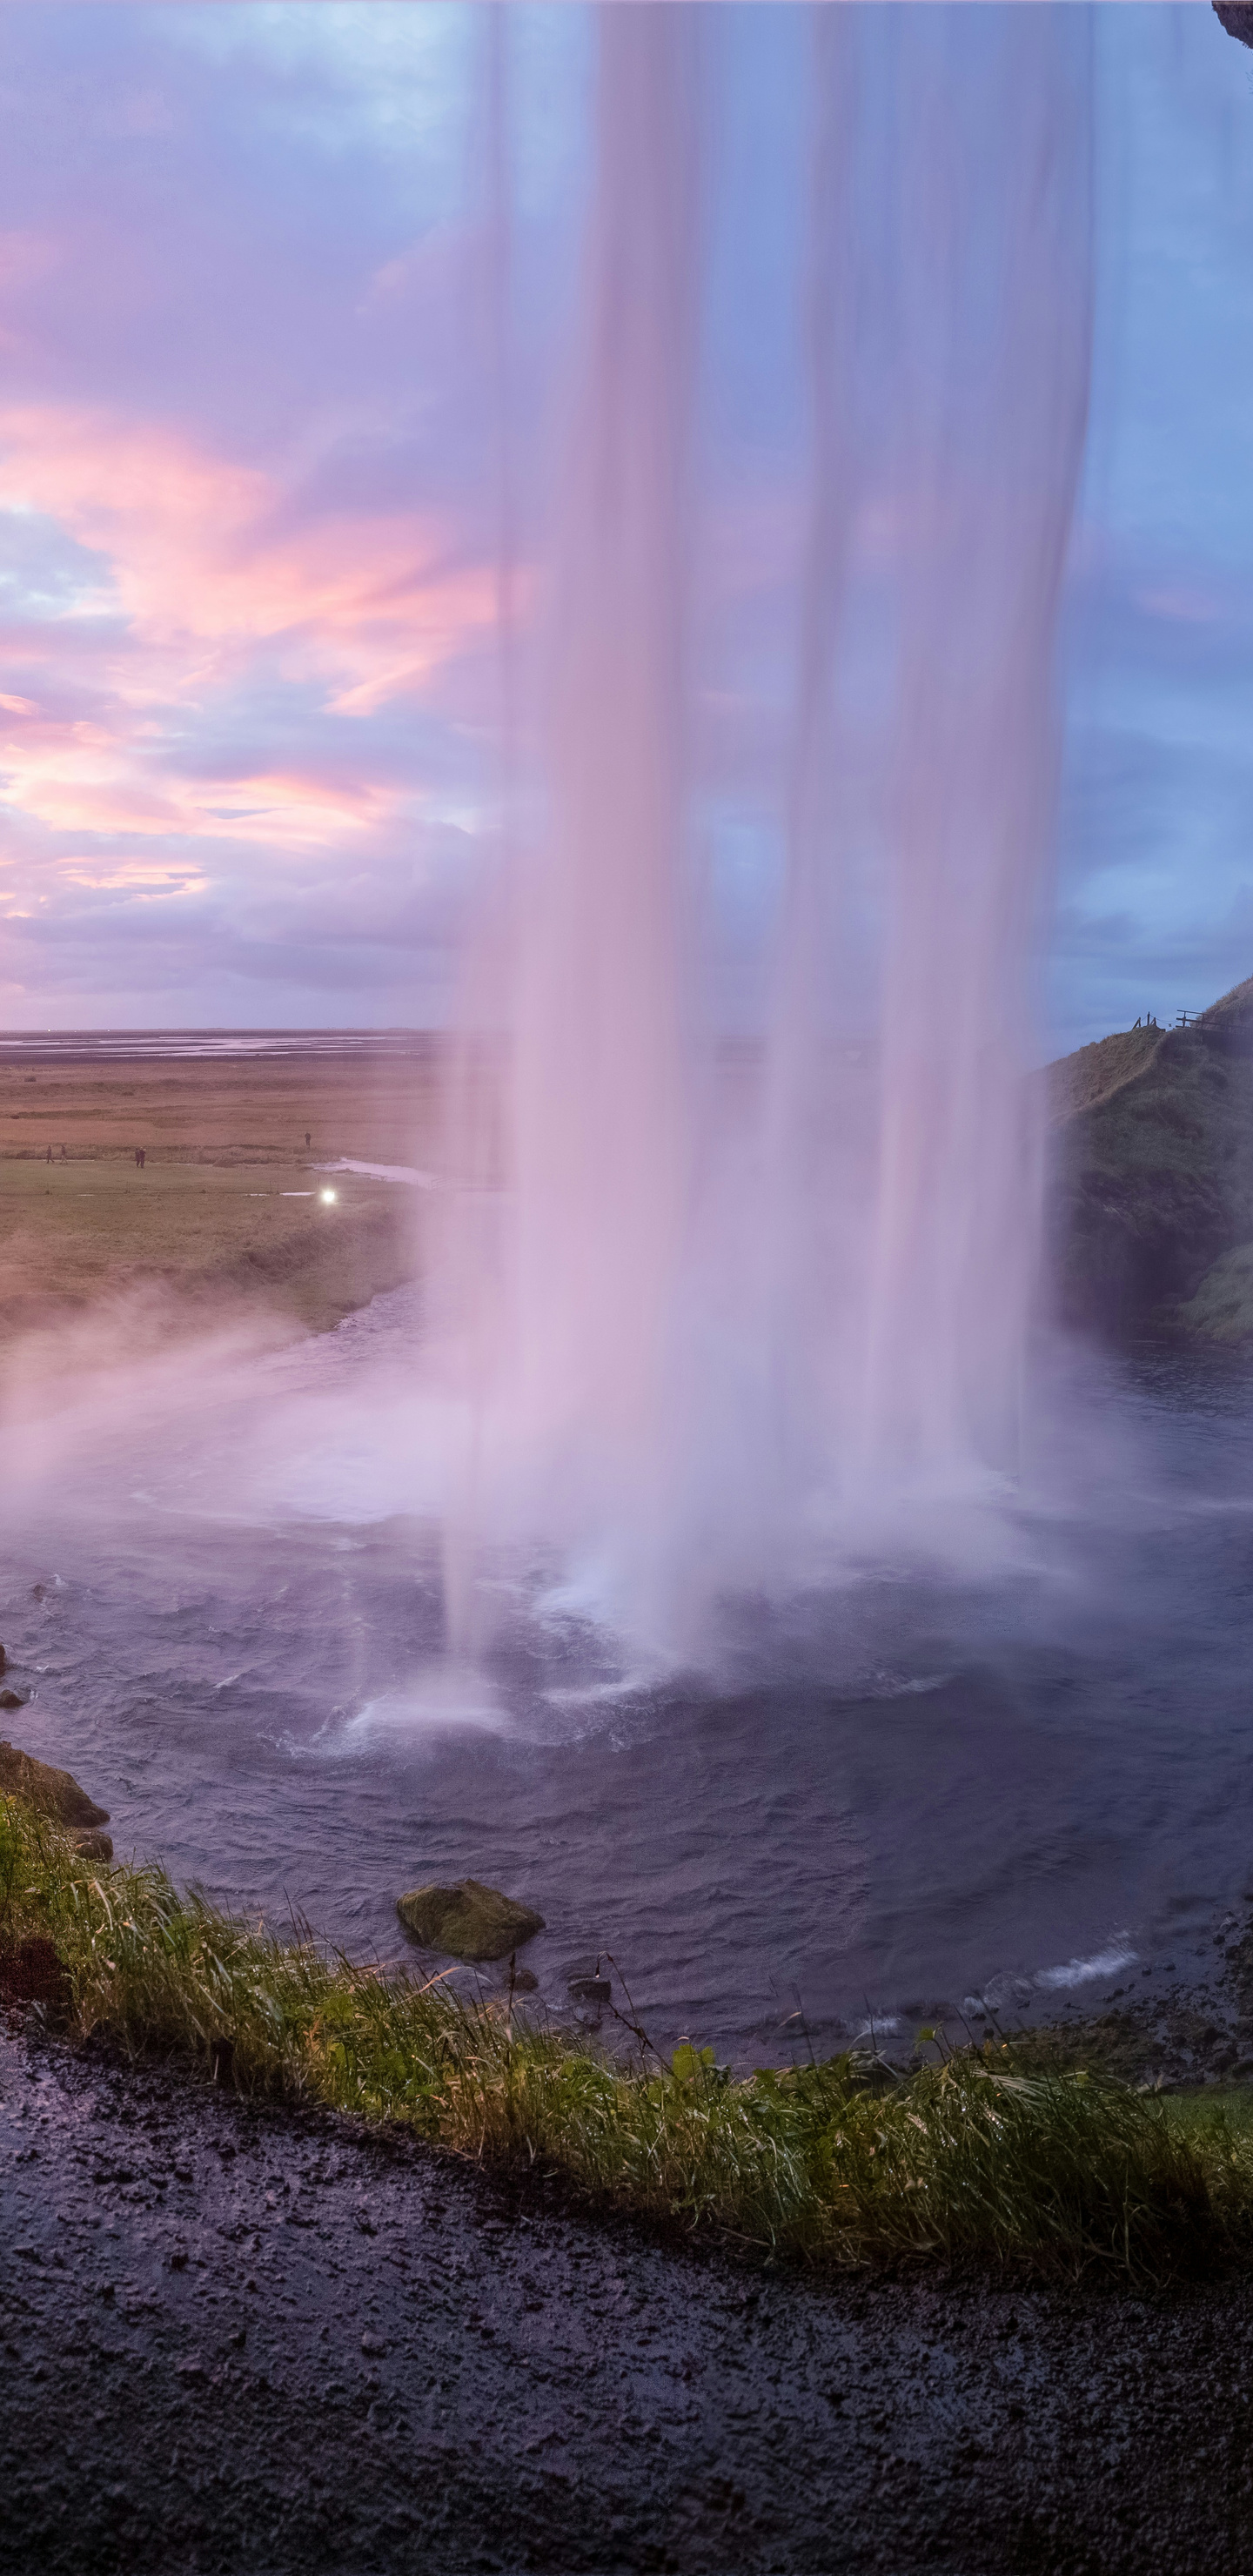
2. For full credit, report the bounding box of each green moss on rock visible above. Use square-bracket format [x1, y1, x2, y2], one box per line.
[0, 1739, 111, 1860]
[395, 1878, 545, 1962]
[1171, 1241, 1253, 1345]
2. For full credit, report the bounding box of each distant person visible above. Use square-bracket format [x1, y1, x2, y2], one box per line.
[305, 1130, 311, 1149]
[45, 1145, 51, 1165]
[59, 1144, 66, 1159]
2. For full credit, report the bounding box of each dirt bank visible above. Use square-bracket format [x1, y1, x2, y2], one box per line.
[4, 2023, 1253, 2576]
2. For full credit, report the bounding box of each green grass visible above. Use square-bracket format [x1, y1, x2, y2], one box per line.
[3, 1794, 1252, 2284]
[1159, 2090, 1253, 2143]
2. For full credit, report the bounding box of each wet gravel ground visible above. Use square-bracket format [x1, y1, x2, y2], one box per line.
[4, 2025, 1253, 2576]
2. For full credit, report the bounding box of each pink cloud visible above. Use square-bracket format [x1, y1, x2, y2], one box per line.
[0, 232, 62, 352]
[0, 404, 499, 715]
[58, 857, 209, 897]
[0, 233, 58, 292]
[1, 719, 399, 851]
[0, 403, 508, 868]
[1133, 584, 1221, 627]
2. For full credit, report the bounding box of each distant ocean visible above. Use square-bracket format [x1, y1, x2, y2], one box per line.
[0, 1030, 434, 1063]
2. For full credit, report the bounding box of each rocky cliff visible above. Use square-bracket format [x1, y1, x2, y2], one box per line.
[1214, 4, 1253, 50]
[1047, 976, 1253, 1343]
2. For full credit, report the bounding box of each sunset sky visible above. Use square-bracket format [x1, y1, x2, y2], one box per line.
[0, 3, 1250, 1048]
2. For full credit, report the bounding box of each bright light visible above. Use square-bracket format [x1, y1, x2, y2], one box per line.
[319, 1187, 338, 1204]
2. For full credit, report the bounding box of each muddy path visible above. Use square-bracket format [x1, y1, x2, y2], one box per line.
[3, 2024, 1253, 2575]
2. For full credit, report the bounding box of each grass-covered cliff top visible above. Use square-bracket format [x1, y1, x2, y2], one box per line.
[1046, 1018, 1165, 1125]
[1048, 972, 1253, 1336]
[1049, 973, 1253, 1168]
[4, 1794, 1253, 2287]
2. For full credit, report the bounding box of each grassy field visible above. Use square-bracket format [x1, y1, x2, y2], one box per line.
[0, 1050, 443, 1344]
[4, 1794, 1252, 2285]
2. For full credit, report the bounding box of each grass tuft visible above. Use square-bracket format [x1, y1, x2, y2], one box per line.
[3, 1794, 1250, 2283]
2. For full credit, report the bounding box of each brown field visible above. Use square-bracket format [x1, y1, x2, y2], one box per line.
[0, 1049, 446, 1346]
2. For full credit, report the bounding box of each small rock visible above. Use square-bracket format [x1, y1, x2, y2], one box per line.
[395, 1878, 545, 1962]
[71, 1828, 114, 1862]
[361, 2332, 387, 2355]
[569, 1976, 612, 2006]
[0, 1690, 24, 1713]
[511, 1967, 539, 1993]
[0, 1643, 6, 1674]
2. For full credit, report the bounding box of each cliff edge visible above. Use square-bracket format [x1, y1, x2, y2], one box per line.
[1047, 975, 1253, 1342]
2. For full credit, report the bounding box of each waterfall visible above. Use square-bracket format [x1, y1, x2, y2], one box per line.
[435, 4, 1095, 1645]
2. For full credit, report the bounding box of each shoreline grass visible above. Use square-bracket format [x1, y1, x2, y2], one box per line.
[3, 1794, 1251, 2285]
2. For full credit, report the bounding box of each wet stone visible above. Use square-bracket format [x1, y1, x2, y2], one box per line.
[395, 1880, 545, 1963]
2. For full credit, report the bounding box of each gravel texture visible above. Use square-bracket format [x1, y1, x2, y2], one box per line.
[4, 2023, 1253, 2575]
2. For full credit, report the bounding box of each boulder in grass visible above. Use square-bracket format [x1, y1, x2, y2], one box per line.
[0, 1739, 111, 1841]
[71, 1828, 115, 1862]
[396, 1878, 545, 1962]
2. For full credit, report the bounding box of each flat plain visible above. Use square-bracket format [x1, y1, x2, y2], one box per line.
[0, 1050, 441, 1345]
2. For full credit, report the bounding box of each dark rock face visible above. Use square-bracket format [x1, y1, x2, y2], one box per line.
[1215, 3, 1253, 49]
[1047, 975, 1253, 1340]
[0, 1935, 67, 2009]
[395, 1878, 545, 1962]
